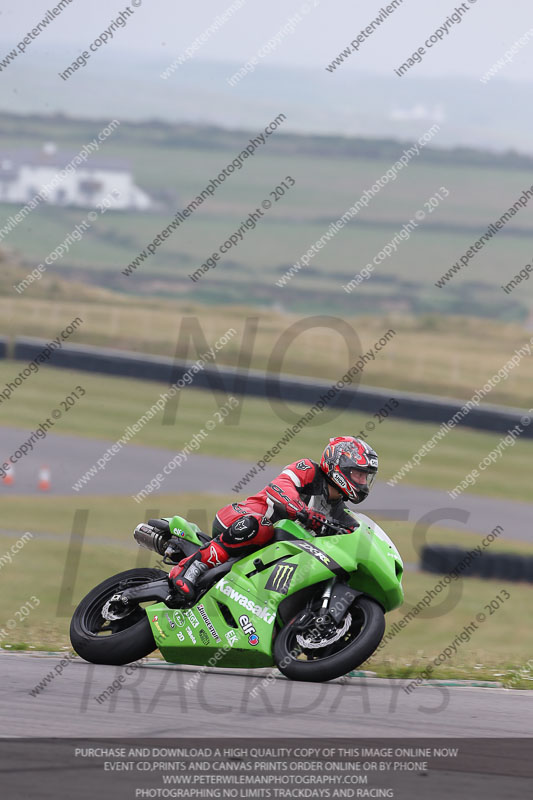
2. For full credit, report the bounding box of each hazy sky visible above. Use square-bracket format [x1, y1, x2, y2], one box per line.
[1, 0, 533, 81]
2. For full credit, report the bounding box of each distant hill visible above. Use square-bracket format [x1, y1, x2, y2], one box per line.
[2, 51, 533, 154]
[2, 110, 533, 171]
[1, 111, 532, 321]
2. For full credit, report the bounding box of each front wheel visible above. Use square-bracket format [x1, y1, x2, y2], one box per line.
[273, 596, 385, 682]
[70, 568, 167, 665]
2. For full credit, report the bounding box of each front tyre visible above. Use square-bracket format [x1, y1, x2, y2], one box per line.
[273, 596, 385, 683]
[70, 568, 167, 665]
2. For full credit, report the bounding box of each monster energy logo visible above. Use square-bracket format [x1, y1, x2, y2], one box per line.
[265, 561, 296, 595]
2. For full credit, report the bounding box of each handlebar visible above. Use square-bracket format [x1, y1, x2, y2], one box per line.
[295, 510, 358, 537]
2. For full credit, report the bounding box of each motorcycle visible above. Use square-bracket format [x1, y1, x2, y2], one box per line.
[70, 510, 403, 682]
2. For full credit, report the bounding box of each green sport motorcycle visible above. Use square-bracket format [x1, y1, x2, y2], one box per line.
[70, 511, 403, 682]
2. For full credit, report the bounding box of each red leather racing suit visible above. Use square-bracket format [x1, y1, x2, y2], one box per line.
[169, 459, 355, 592]
[210, 458, 355, 559]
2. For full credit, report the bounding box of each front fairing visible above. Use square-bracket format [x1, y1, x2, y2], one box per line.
[272, 515, 404, 612]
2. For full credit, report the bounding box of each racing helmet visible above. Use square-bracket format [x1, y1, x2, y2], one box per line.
[320, 436, 378, 504]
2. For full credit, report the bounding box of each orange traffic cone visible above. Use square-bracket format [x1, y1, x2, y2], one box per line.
[38, 466, 51, 491]
[2, 463, 14, 486]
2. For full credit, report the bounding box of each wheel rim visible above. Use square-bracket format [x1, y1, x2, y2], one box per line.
[285, 604, 368, 663]
[79, 576, 151, 639]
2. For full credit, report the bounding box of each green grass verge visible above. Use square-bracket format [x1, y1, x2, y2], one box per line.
[367, 569, 533, 689]
[1, 362, 532, 502]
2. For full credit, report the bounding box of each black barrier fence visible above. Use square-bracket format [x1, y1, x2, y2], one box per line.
[422, 544, 533, 583]
[0, 738, 531, 799]
[11, 336, 533, 438]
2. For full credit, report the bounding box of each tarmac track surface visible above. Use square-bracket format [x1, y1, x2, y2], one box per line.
[1, 427, 532, 543]
[1, 652, 532, 739]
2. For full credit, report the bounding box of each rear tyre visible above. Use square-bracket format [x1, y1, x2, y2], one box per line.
[70, 568, 167, 665]
[273, 595, 385, 683]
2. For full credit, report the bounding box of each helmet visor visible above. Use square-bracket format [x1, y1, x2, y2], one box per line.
[345, 467, 376, 490]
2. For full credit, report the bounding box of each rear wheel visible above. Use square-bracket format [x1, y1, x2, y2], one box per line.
[273, 595, 385, 682]
[70, 568, 167, 665]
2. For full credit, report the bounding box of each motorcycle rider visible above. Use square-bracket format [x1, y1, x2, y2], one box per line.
[169, 436, 378, 600]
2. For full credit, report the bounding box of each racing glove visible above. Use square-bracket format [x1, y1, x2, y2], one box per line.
[297, 508, 328, 533]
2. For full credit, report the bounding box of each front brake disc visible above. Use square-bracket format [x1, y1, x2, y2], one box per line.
[296, 612, 352, 649]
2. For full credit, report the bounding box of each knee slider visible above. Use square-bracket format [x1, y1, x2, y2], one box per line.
[225, 515, 259, 544]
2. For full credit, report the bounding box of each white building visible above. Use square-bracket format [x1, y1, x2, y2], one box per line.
[0, 144, 153, 211]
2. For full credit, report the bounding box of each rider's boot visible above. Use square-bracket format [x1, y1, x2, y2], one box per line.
[168, 539, 228, 601]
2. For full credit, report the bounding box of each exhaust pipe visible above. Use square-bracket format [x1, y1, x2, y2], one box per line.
[133, 523, 171, 556]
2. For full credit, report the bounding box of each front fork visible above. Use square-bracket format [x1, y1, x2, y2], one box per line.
[294, 580, 359, 633]
[318, 578, 335, 617]
[316, 579, 363, 629]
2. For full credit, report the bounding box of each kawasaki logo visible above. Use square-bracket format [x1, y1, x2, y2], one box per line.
[218, 579, 275, 624]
